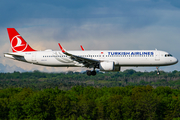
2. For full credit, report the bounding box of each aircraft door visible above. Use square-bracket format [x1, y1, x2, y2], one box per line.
[155, 51, 160, 61]
[32, 53, 37, 62]
[99, 52, 105, 59]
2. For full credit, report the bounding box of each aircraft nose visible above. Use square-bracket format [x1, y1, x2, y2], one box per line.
[173, 57, 178, 64]
[175, 58, 178, 64]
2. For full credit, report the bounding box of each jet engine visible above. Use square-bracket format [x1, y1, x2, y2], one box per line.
[99, 61, 121, 71]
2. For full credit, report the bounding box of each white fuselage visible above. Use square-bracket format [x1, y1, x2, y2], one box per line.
[4, 50, 178, 68]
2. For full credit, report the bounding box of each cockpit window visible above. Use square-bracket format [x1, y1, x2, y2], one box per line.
[165, 54, 173, 57]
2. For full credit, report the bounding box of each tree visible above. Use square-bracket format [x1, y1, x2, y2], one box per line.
[53, 94, 74, 119]
[23, 91, 56, 120]
[106, 95, 123, 119]
[0, 98, 9, 119]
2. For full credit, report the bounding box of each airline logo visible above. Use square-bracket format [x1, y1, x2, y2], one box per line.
[108, 52, 154, 55]
[11, 35, 27, 52]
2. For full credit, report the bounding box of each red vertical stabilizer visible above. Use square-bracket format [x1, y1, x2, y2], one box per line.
[7, 28, 36, 52]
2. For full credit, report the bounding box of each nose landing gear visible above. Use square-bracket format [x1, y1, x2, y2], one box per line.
[156, 67, 160, 75]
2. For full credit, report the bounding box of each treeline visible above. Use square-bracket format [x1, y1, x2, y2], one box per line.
[0, 86, 180, 120]
[1, 70, 180, 90]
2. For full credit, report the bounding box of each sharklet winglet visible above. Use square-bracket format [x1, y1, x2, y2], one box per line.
[80, 45, 85, 51]
[58, 43, 65, 53]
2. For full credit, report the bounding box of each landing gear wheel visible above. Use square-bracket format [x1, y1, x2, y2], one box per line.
[156, 67, 160, 75]
[86, 70, 97, 76]
[86, 70, 91, 76]
[91, 71, 96, 76]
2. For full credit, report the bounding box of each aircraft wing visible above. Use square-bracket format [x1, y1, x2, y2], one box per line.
[58, 43, 100, 67]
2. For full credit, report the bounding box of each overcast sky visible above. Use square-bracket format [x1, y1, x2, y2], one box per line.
[0, 0, 180, 72]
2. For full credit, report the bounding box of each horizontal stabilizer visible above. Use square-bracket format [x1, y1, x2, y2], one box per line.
[4, 52, 24, 57]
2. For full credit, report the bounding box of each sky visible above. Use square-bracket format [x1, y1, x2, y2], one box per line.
[0, 0, 180, 73]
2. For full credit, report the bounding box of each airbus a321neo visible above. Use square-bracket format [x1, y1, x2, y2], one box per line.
[4, 28, 178, 76]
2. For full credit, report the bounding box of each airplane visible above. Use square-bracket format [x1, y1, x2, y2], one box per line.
[4, 28, 178, 76]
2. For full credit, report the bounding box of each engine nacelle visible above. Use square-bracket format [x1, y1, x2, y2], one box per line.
[99, 61, 121, 71]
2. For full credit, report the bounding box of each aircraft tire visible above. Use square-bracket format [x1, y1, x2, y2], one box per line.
[91, 71, 96, 76]
[87, 70, 92, 76]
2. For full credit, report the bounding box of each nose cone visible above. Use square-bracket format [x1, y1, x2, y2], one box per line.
[172, 57, 178, 64]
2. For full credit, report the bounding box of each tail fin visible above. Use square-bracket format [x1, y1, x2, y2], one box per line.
[7, 28, 36, 52]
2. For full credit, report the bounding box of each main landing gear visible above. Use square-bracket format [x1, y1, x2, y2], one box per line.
[156, 67, 160, 75]
[86, 70, 96, 76]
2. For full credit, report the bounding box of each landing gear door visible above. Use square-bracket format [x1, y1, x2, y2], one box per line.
[155, 52, 160, 61]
